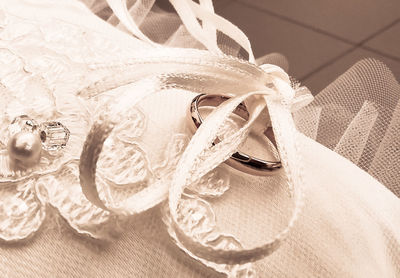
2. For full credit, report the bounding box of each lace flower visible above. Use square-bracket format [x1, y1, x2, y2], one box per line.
[0, 54, 116, 241]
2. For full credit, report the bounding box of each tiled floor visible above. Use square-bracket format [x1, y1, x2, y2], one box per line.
[216, 0, 400, 94]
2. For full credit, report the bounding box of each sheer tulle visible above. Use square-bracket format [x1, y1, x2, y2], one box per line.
[294, 58, 400, 197]
[82, 0, 246, 56]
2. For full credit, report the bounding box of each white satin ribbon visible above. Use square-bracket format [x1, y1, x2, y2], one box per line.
[166, 65, 304, 264]
[105, 0, 255, 62]
[79, 55, 306, 265]
[199, 0, 217, 46]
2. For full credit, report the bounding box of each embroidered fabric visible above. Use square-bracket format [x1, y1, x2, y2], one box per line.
[0, 11, 117, 241]
[0, 0, 399, 277]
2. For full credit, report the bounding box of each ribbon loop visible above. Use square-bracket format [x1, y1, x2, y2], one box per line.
[105, 0, 255, 62]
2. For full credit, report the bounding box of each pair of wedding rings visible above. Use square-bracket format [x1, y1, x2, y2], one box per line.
[188, 94, 281, 176]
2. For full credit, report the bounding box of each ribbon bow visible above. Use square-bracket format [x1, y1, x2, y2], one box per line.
[78, 0, 309, 274]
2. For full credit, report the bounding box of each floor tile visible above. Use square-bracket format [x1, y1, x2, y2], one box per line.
[364, 22, 400, 59]
[213, 0, 233, 10]
[218, 2, 352, 79]
[157, 0, 232, 12]
[302, 48, 400, 94]
[239, 0, 400, 43]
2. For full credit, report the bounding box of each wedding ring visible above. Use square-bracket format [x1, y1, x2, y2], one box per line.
[188, 94, 282, 176]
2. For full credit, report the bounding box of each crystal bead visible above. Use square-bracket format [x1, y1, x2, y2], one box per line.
[9, 115, 38, 136]
[39, 121, 70, 151]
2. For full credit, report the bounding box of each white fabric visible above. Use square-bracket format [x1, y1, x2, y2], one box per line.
[0, 0, 399, 277]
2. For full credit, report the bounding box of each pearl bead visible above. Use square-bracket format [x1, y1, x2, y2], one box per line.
[7, 131, 42, 168]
